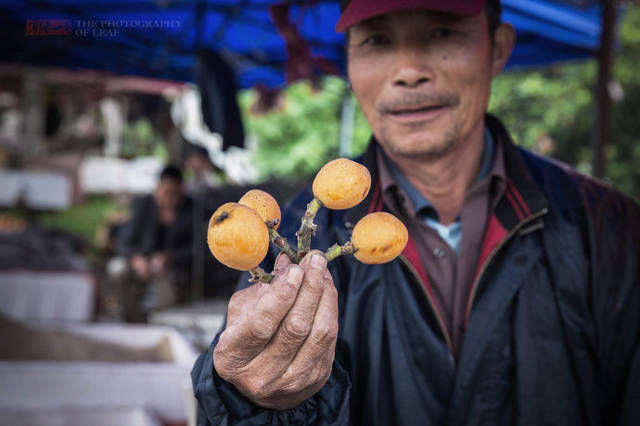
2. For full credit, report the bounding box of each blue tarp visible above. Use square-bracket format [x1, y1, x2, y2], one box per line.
[0, 0, 603, 89]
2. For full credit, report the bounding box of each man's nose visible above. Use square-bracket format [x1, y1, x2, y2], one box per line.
[394, 73, 429, 88]
[392, 49, 432, 88]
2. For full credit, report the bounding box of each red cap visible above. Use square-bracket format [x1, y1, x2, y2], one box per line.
[336, 0, 487, 32]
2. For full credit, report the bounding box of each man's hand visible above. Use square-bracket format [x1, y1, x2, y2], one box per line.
[213, 250, 339, 410]
[130, 254, 150, 280]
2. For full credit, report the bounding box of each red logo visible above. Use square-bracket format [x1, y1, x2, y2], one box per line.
[25, 20, 72, 36]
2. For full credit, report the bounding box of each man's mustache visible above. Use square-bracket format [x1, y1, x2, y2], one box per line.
[377, 92, 460, 113]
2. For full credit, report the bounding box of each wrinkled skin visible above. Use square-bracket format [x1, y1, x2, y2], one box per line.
[213, 251, 338, 409]
[347, 10, 514, 161]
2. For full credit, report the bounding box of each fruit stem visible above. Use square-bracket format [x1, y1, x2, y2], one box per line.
[267, 219, 298, 262]
[324, 241, 357, 262]
[249, 266, 274, 283]
[296, 198, 322, 259]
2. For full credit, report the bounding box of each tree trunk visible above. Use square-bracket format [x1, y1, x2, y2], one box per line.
[592, 0, 618, 178]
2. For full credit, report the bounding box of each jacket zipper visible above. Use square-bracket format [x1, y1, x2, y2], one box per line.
[398, 255, 455, 355]
[463, 207, 549, 325]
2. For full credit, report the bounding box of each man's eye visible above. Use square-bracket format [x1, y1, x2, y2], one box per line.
[362, 34, 390, 46]
[431, 28, 453, 38]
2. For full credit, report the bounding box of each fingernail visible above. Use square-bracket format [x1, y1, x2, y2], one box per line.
[272, 253, 285, 273]
[311, 254, 327, 269]
[287, 265, 303, 286]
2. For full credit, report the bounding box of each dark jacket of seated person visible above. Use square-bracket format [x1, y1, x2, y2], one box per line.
[117, 166, 194, 272]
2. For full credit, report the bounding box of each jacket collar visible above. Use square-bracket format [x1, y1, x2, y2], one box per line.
[344, 114, 549, 232]
[487, 114, 548, 229]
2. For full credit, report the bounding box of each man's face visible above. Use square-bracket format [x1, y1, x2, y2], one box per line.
[347, 10, 510, 160]
[154, 178, 182, 209]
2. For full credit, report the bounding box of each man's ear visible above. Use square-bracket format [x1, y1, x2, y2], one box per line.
[491, 23, 516, 76]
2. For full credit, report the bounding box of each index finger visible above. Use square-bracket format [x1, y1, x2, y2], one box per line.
[251, 255, 334, 374]
[272, 251, 292, 274]
[217, 263, 305, 364]
[256, 251, 329, 358]
[227, 251, 295, 324]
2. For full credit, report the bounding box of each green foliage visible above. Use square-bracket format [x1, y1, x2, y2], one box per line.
[240, 78, 340, 181]
[351, 98, 373, 156]
[607, 7, 640, 198]
[38, 196, 119, 243]
[490, 6, 640, 199]
[122, 118, 168, 161]
[240, 7, 640, 199]
[239, 77, 370, 181]
[488, 62, 597, 165]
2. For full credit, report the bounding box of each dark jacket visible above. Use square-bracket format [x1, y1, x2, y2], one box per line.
[117, 194, 194, 268]
[192, 115, 640, 425]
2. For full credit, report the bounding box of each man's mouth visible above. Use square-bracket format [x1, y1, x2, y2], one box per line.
[385, 104, 450, 123]
[389, 105, 446, 116]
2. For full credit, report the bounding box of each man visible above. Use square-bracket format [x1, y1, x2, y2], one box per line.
[109, 164, 193, 321]
[192, 1, 640, 424]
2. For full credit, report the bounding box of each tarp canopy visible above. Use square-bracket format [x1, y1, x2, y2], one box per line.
[0, 0, 604, 89]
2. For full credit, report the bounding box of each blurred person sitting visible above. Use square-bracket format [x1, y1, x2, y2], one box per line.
[107, 165, 193, 322]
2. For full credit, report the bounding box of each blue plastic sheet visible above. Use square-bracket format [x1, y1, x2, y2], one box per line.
[0, 0, 604, 88]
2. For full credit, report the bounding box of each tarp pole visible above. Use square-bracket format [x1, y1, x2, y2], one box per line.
[592, 0, 618, 178]
[22, 67, 44, 156]
[339, 89, 354, 157]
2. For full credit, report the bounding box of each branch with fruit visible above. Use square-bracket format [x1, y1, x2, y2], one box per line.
[207, 158, 408, 283]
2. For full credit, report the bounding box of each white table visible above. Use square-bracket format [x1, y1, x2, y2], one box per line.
[148, 300, 228, 351]
[0, 322, 199, 426]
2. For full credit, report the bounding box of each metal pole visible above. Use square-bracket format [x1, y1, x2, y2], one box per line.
[592, 0, 618, 179]
[339, 90, 355, 157]
[22, 67, 44, 156]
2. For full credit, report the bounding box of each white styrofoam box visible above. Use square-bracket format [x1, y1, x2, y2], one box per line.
[0, 323, 200, 424]
[0, 362, 189, 422]
[79, 156, 162, 194]
[0, 271, 95, 322]
[55, 322, 199, 366]
[0, 407, 160, 426]
[0, 171, 71, 210]
[78, 156, 123, 193]
[0, 171, 21, 206]
[148, 300, 227, 350]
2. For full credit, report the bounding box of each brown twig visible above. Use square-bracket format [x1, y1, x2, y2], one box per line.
[324, 241, 357, 262]
[249, 266, 274, 283]
[296, 198, 322, 260]
[267, 219, 298, 262]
